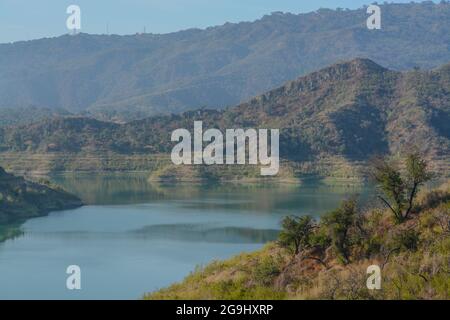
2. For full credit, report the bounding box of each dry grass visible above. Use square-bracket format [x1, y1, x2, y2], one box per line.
[145, 181, 450, 300]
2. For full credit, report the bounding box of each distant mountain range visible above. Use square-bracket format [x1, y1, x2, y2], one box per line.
[1, 59, 448, 165]
[0, 106, 71, 127]
[1, 2, 450, 122]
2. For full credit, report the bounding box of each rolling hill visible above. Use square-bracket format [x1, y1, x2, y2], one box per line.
[0, 59, 448, 175]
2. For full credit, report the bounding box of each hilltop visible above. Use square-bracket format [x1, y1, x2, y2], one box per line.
[1, 2, 450, 122]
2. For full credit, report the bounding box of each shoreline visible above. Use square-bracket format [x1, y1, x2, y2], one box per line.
[145, 182, 450, 300]
[0, 202, 84, 243]
[0, 168, 83, 243]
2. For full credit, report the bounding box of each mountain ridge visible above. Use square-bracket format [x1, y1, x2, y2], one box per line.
[0, 59, 448, 171]
[1, 2, 450, 121]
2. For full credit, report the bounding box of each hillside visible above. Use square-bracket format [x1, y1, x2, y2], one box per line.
[0, 59, 448, 177]
[1, 2, 450, 121]
[145, 182, 450, 300]
[0, 166, 82, 236]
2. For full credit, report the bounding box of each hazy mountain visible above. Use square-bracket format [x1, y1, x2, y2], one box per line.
[1, 2, 450, 121]
[1, 59, 448, 162]
[0, 106, 71, 127]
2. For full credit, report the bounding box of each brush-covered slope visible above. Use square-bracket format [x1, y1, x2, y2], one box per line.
[1, 2, 450, 121]
[0, 167, 82, 224]
[145, 183, 450, 300]
[0, 59, 448, 164]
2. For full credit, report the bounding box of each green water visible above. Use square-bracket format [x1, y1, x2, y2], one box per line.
[0, 173, 371, 299]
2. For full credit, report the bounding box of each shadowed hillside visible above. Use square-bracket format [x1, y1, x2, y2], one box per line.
[0, 167, 82, 234]
[0, 59, 448, 169]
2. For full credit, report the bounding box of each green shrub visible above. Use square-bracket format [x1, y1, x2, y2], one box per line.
[278, 215, 315, 255]
[253, 256, 282, 286]
[393, 229, 420, 251]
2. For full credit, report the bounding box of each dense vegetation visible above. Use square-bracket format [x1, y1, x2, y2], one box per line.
[145, 155, 450, 299]
[0, 166, 82, 240]
[0, 59, 448, 179]
[0, 2, 450, 121]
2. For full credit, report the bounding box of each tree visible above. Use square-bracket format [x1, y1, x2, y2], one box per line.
[404, 152, 432, 217]
[322, 199, 358, 264]
[278, 215, 315, 255]
[371, 152, 432, 223]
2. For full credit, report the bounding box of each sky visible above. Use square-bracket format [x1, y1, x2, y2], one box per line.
[0, 0, 433, 43]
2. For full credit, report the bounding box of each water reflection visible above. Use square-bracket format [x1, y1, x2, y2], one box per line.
[51, 173, 371, 217]
[0, 173, 372, 299]
[131, 224, 280, 243]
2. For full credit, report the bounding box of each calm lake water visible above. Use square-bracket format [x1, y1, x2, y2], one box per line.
[0, 173, 371, 299]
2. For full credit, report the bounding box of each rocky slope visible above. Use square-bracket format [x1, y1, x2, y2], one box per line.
[0, 59, 448, 167]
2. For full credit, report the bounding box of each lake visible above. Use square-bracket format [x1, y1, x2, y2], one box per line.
[0, 173, 370, 299]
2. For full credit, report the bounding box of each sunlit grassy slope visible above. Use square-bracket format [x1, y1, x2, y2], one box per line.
[145, 182, 450, 300]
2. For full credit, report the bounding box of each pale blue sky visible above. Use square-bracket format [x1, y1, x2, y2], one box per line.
[0, 0, 432, 43]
